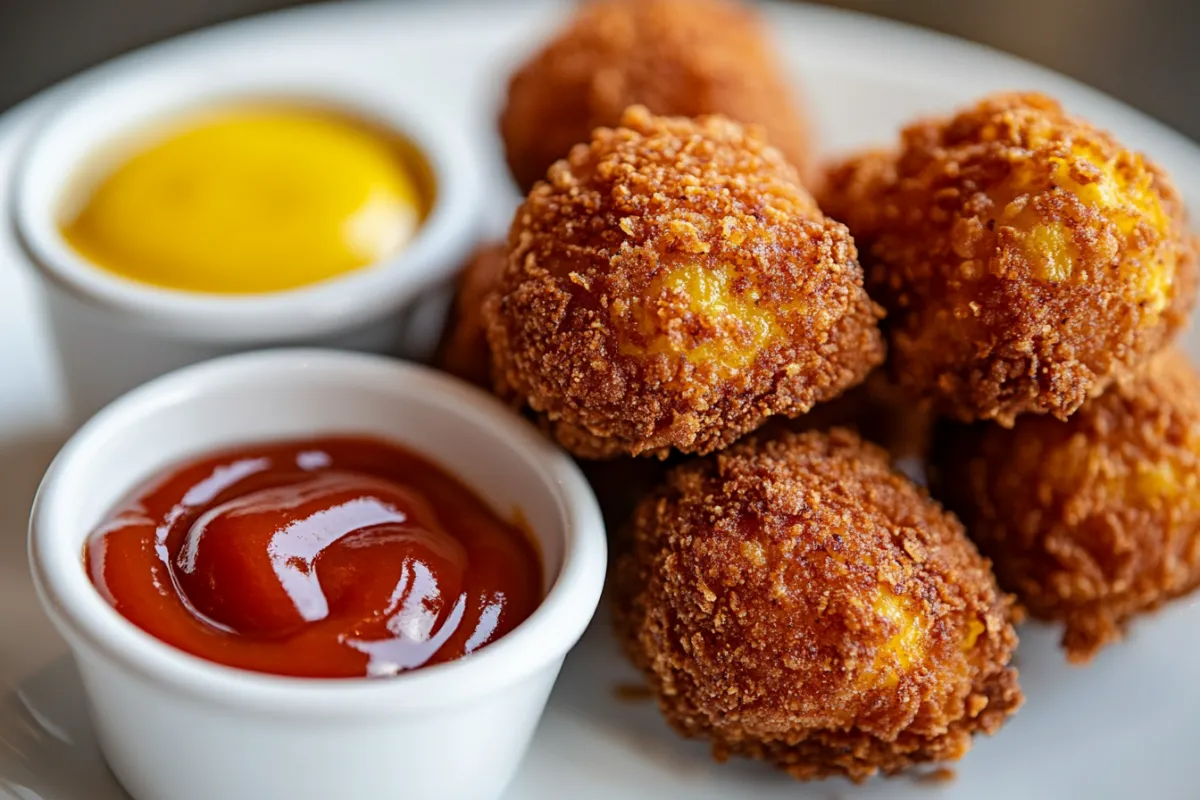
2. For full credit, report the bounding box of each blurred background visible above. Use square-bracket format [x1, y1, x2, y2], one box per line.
[2, 0, 1198, 141]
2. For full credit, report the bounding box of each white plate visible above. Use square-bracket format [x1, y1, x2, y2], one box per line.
[3, 2, 1200, 798]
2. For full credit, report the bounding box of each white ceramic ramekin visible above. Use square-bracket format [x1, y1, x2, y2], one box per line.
[28, 350, 606, 800]
[13, 60, 482, 423]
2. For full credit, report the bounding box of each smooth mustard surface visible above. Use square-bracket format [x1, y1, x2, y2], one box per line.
[61, 107, 424, 294]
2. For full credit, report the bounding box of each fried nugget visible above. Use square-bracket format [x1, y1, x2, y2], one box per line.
[432, 241, 668, 536]
[822, 92, 1196, 426]
[615, 429, 1022, 781]
[933, 348, 1200, 661]
[486, 106, 884, 459]
[434, 242, 507, 387]
[499, 0, 813, 192]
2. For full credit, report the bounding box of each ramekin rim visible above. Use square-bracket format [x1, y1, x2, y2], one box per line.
[11, 68, 483, 343]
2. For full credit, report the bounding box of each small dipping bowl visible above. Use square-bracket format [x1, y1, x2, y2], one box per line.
[29, 350, 606, 800]
[14, 61, 482, 423]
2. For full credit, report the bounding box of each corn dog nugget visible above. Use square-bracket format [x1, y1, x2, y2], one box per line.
[500, 0, 814, 192]
[823, 93, 1196, 425]
[615, 429, 1022, 781]
[486, 106, 884, 459]
[934, 349, 1200, 661]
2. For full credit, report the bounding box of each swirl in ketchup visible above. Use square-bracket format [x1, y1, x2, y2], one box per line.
[85, 436, 542, 678]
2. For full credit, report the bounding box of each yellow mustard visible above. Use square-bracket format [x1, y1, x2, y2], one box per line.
[60, 106, 427, 294]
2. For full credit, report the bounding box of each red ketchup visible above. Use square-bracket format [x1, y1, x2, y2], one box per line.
[85, 436, 542, 678]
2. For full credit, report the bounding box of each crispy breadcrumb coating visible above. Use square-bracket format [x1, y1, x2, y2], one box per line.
[431, 243, 669, 535]
[933, 348, 1200, 661]
[486, 106, 884, 459]
[499, 0, 813, 192]
[434, 242, 506, 387]
[821, 92, 1197, 426]
[615, 429, 1022, 781]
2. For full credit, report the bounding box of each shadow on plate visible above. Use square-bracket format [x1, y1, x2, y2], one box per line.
[0, 432, 116, 800]
[0, 432, 70, 680]
[0, 655, 128, 800]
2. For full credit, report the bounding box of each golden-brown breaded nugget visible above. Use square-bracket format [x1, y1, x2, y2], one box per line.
[933, 348, 1200, 662]
[615, 429, 1022, 781]
[432, 245, 668, 541]
[499, 0, 813, 192]
[822, 93, 1197, 426]
[434, 242, 506, 387]
[486, 106, 884, 460]
[432, 244, 669, 530]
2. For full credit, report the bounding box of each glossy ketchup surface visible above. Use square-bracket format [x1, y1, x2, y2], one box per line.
[85, 437, 542, 678]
